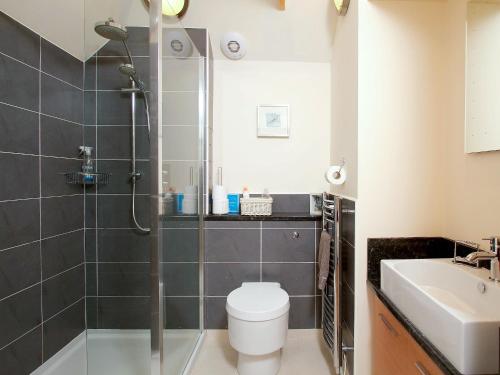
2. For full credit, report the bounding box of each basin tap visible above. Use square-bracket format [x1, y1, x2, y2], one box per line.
[453, 237, 500, 268]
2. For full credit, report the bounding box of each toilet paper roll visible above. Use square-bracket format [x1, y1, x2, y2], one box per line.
[325, 166, 346, 185]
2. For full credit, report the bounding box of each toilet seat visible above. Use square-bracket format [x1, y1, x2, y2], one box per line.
[226, 282, 289, 321]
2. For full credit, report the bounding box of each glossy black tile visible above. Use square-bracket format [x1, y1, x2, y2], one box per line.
[97, 56, 149, 90]
[289, 297, 316, 329]
[43, 299, 84, 361]
[40, 115, 83, 158]
[0, 199, 40, 250]
[0, 285, 41, 348]
[41, 230, 84, 279]
[0, 242, 40, 300]
[96, 160, 150, 195]
[42, 265, 84, 319]
[204, 297, 227, 329]
[0, 153, 38, 200]
[96, 91, 148, 126]
[97, 27, 149, 57]
[97, 125, 149, 159]
[0, 326, 42, 375]
[164, 297, 199, 329]
[163, 263, 199, 296]
[262, 263, 315, 296]
[41, 39, 83, 88]
[205, 229, 260, 262]
[41, 196, 84, 238]
[41, 74, 83, 124]
[41, 157, 82, 197]
[0, 54, 39, 111]
[98, 263, 150, 296]
[0, 103, 39, 154]
[262, 228, 315, 262]
[0, 12, 40, 68]
[97, 229, 150, 262]
[97, 297, 150, 329]
[205, 263, 259, 296]
[97, 195, 149, 229]
[162, 228, 199, 262]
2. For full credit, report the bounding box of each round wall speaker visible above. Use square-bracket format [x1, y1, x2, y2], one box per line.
[165, 30, 193, 58]
[220, 32, 247, 60]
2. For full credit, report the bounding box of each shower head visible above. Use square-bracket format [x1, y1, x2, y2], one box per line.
[119, 63, 136, 77]
[94, 18, 128, 41]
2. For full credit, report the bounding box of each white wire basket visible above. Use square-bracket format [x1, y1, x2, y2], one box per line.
[240, 197, 273, 216]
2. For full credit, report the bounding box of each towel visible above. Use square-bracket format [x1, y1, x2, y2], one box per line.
[317, 229, 332, 290]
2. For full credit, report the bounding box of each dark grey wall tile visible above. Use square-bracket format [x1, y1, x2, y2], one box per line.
[205, 263, 259, 296]
[315, 296, 322, 329]
[97, 297, 150, 329]
[205, 297, 227, 329]
[41, 39, 83, 88]
[0, 153, 38, 200]
[0, 285, 41, 348]
[85, 229, 96, 262]
[262, 221, 315, 229]
[85, 297, 97, 329]
[43, 299, 84, 361]
[41, 74, 83, 124]
[97, 27, 149, 57]
[342, 240, 355, 291]
[98, 229, 150, 262]
[262, 228, 315, 262]
[262, 263, 315, 296]
[85, 195, 96, 228]
[42, 265, 84, 319]
[86, 263, 97, 296]
[0, 12, 40, 68]
[41, 158, 82, 197]
[97, 126, 149, 159]
[162, 228, 199, 262]
[164, 297, 199, 329]
[97, 56, 149, 90]
[97, 92, 148, 126]
[98, 263, 150, 296]
[163, 263, 199, 296]
[342, 285, 355, 335]
[205, 221, 260, 229]
[97, 195, 149, 229]
[0, 326, 42, 375]
[84, 57, 96, 90]
[289, 297, 315, 329]
[0, 103, 39, 154]
[161, 217, 200, 229]
[41, 230, 84, 279]
[96, 160, 150, 194]
[0, 199, 40, 250]
[341, 199, 355, 246]
[84, 91, 96, 126]
[0, 54, 39, 111]
[0, 242, 40, 299]
[41, 196, 84, 238]
[205, 229, 260, 262]
[84, 125, 97, 150]
[271, 194, 309, 213]
[40, 115, 82, 158]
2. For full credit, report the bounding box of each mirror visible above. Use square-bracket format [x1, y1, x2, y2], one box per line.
[466, 1, 500, 153]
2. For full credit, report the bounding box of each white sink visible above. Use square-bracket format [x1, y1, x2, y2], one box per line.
[381, 258, 500, 375]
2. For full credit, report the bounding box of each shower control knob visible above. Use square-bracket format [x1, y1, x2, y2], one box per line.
[292, 231, 300, 239]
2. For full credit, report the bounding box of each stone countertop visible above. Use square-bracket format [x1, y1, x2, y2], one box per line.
[367, 237, 476, 375]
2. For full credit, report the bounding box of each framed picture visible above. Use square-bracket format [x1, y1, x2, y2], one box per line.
[257, 105, 290, 138]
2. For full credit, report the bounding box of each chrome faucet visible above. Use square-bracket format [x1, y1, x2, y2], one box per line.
[453, 237, 500, 268]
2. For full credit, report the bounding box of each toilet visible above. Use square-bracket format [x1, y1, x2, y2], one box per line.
[226, 282, 290, 375]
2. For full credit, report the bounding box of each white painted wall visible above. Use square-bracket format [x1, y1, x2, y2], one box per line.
[330, 0, 358, 199]
[213, 60, 331, 193]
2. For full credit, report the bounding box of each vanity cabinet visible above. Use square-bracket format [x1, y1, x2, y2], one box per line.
[371, 291, 445, 375]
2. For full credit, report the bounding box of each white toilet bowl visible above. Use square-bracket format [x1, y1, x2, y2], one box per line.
[226, 282, 290, 375]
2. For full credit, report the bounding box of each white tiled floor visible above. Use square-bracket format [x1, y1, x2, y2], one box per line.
[190, 329, 336, 375]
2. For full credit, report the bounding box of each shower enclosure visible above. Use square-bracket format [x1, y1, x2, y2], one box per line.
[82, 0, 210, 373]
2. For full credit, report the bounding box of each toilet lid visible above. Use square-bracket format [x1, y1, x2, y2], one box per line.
[226, 282, 290, 322]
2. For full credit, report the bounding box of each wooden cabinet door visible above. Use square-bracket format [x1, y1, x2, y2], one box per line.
[408, 337, 445, 375]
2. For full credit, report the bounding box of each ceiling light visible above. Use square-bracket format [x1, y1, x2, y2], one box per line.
[143, 0, 189, 18]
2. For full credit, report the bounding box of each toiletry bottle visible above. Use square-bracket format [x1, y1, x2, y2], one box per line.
[243, 187, 250, 199]
[490, 257, 499, 281]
